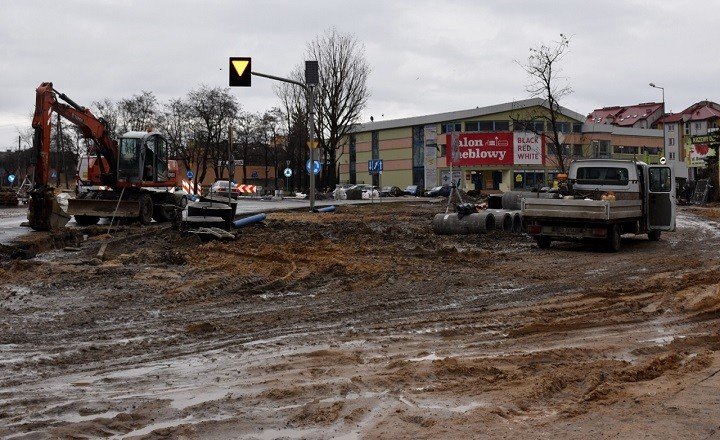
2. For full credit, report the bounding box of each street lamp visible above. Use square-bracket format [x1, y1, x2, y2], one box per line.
[649, 83, 666, 161]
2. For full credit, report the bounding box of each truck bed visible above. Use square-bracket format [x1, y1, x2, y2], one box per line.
[522, 198, 642, 222]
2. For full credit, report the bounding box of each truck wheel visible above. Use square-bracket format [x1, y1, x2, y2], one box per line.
[648, 230, 661, 241]
[536, 236, 551, 249]
[75, 215, 99, 226]
[607, 226, 621, 252]
[138, 194, 153, 225]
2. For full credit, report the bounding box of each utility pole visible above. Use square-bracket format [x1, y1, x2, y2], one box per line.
[251, 60, 319, 211]
[228, 123, 234, 206]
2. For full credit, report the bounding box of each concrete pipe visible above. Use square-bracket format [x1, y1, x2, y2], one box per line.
[501, 191, 536, 210]
[511, 211, 523, 233]
[487, 209, 513, 231]
[432, 212, 496, 235]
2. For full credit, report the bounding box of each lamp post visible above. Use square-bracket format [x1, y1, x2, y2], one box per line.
[649, 83, 666, 161]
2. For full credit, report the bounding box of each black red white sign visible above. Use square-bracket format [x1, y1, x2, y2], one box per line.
[445, 133, 513, 166]
[445, 132, 545, 166]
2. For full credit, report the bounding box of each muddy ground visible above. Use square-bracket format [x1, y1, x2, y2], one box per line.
[1, 202, 719, 439]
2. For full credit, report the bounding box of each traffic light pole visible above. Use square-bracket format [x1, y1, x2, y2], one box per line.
[251, 70, 317, 211]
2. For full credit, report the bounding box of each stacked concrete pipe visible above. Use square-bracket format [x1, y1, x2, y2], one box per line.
[432, 212, 496, 235]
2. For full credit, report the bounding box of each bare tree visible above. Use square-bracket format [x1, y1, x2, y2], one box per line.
[309, 29, 371, 188]
[118, 91, 159, 132]
[186, 85, 239, 185]
[513, 34, 573, 174]
[158, 98, 192, 161]
[92, 98, 122, 138]
[276, 29, 370, 189]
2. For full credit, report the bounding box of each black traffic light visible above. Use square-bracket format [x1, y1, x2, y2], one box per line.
[229, 57, 252, 87]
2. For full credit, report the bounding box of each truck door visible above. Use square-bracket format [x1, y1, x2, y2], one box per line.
[646, 165, 676, 231]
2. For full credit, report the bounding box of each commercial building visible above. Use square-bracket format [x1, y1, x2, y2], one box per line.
[657, 101, 720, 181]
[340, 98, 585, 192]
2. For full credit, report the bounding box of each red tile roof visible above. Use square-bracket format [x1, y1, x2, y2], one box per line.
[586, 102, 663, 126]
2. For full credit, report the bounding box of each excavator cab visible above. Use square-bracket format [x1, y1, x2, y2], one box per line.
[117, 132, 169, 184]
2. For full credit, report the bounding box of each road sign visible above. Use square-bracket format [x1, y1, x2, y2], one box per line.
[229, 57, 252, 87]
[284, 167, 293, 178]
[307, 140, 319, 149]
[51, 170, 57, 179]
[368, 159, 383, 174]
[306, 159, 321, 175]
[659, 156, 667, 165]
[186, 170, 194, 179]
[7, 174, 15, 183]
[251, 170, 259, 179]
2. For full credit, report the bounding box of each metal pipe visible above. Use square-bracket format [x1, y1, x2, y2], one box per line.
[315, 205, 336, 213]
[233, 213, 266, 228]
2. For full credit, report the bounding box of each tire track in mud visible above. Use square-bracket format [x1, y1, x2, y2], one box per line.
[1, 206, 719, 439]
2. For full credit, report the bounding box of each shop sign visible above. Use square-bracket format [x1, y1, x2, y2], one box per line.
[513, 132, 545, 165]
[685, 138, 715, 168]
[445, 132, 513, 166]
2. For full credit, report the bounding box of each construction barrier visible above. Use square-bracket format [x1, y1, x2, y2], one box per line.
[181, 180, 202, 195]
[235, 184, 257, 194]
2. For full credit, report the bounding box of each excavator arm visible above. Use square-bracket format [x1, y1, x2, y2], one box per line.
[28, 82, 119, 230]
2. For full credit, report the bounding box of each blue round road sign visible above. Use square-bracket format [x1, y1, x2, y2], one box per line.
[186, 170, 194, 179]
[284, 167, 293, 178]
[7, 174, 15, 183]
[305, 160, 321, 175]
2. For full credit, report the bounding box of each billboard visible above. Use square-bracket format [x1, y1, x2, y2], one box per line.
[514, 132, 545, 165]
[445, 132, 546, 166]
[445, 132, 513, 166]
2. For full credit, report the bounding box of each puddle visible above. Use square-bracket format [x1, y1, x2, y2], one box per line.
[408, 352, 444, 362]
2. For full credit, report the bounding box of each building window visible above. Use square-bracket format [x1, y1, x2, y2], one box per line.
[439, 144, 447, 157]
[573, 144, 583, 156]
[494, 121, 510, 131]
[695, 122, 701, 130]
[371, 131, 379, 159]
[411, 125, 424, 168]
[669, 152, 676, 160]
[572, 123, 583, 133]
[465, 121, 479, 131]
[554, 122, 571, 133]
[613, 145, 639, 154]
[684, 123, 690, 135]
[440, 122, 462, 134]
[669, 138, 675, 146]
[668, 124, 674, 132]
[514, 120, 545, 132]
[349, 134, 357, 184]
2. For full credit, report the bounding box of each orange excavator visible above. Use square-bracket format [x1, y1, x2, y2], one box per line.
[29, 82, 184, 230]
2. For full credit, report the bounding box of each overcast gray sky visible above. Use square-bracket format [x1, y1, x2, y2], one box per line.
[2, 0, 718, 150]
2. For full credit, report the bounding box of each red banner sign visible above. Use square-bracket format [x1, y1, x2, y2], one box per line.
[446, 132, 514, 166]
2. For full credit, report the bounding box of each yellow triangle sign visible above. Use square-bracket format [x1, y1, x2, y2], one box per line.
[232, 60, 249, 77]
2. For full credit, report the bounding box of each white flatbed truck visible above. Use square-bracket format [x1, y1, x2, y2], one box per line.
[522, 159, 676, 251]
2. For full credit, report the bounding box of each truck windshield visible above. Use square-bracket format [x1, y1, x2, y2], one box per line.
[576, 167, 629, 185]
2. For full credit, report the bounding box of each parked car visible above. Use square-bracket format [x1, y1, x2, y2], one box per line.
[403, 185, 423, 196]
[380, 186, 403, 197]
[208, 180, 241, 199]
[350, 184, 380, 199]
[425, 185, 452, 197]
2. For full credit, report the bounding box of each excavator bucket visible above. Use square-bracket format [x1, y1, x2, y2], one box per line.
[27, 188, 70, 231]
[67, 198, 140, 218]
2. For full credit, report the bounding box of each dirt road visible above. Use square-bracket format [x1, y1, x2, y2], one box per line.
[1, 203, 719, 439]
